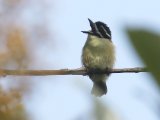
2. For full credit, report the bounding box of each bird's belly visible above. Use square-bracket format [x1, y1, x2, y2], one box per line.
[82, 42, 115, 70]
[87, 51, 113, 70]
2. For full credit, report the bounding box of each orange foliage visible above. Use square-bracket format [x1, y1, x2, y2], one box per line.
[0, 87, 28, 120]
[6, 27, 28, 68]
[0, 1, 32, 120]
[0, 26, 29, 68]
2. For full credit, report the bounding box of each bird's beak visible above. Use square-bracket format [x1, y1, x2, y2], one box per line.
[81, 18, 95, 35]
[88, 18, 98, 33]
[81, 31, 89, 34]
[81, 31, 94, 35]
[88, 18, 94, 28]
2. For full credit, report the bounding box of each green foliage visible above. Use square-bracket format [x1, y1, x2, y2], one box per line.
[127, 29, 160, 86]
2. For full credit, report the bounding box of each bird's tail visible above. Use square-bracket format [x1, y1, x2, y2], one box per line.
[91, 81, 107, 97]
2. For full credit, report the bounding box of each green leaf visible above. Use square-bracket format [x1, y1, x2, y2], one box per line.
[127, 29, 160, 86]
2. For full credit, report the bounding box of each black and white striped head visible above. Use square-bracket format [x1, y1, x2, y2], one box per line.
[82, 18, 112, 40]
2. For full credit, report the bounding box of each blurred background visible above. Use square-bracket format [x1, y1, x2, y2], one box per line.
[0, 0, 160, 120]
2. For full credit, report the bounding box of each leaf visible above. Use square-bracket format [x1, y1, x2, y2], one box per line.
[127, 29, 160, 86]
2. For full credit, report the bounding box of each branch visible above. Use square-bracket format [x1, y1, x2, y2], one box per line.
[0, 67, 148, 76]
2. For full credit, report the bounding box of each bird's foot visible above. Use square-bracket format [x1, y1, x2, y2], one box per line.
[105, 68, 111, 75]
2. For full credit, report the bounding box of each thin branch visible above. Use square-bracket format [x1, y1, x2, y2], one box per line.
[0, 67, 148, 76]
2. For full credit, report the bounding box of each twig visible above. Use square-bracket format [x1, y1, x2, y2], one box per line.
[0, 67, 148, 76]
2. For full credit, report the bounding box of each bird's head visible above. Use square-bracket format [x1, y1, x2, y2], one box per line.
[82, 18, 111, 40]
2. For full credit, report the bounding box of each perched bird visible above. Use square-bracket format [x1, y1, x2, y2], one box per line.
[81, 19, 115, 97]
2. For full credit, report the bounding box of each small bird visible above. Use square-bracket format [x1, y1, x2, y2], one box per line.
[81, 19, 115, 97]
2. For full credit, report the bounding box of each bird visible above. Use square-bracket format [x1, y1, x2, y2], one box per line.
[81, 18, 115, 97]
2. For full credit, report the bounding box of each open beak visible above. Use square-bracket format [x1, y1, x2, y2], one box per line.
[81, 18, 101, 37]
[81, 18, 95, 35]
